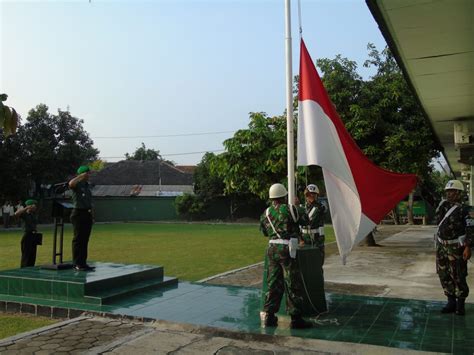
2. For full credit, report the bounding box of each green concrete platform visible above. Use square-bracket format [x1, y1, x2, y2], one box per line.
[1, 263, 474, 353]
[0, 262, 178, 305]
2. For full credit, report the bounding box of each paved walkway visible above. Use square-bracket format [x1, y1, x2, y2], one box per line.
[0, 315, 435, 355]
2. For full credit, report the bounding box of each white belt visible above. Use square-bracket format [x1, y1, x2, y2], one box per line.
[437, 235, 466, 246]
[269, 239, 290, 245]
[300, 227, 325, 235]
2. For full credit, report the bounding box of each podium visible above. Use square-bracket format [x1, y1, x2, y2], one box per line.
[42, 200, 74, 270]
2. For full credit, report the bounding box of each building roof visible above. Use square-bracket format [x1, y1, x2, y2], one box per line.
[175, 165, 197, 174]
[90, 160, 193, 186]
[92, 185, 193, 197]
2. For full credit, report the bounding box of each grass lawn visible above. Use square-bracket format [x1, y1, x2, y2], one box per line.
[0, 222, 334, 281]
[0, 314, 56, 340]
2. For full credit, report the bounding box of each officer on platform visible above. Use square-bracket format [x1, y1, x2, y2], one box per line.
[300, 184, 328, 262]
[69, 165, 95, 271]
[259, 183, 312, 329]
[436, 180, 473, 316]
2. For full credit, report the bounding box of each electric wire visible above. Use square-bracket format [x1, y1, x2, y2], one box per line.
[93, 130, 236, 139]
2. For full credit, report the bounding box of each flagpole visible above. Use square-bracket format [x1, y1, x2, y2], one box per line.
[285, 0, 296, 204]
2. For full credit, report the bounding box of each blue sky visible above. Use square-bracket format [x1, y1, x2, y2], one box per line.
[1, 0, 386, 164]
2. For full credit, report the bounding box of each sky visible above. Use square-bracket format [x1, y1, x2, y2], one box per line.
[1, 0, 387, 165]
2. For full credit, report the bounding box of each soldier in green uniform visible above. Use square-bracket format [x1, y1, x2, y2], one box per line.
[69, 165, 95, 271]
[15, 199, 40, 267]
[436, 180, 472, 316]
[300, 184, 327, 263]
[259, 183, 312, 329]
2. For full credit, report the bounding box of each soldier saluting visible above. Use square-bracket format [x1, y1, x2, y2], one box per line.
[259, 183, 312, 329]
[436, 180, 472, 316]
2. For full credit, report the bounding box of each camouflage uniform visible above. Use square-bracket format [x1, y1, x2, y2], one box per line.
[435, 200, 472, 298]
[260, 202, 305, 316]
[300, 200, 327, 263]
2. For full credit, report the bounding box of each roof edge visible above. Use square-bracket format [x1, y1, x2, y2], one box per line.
[365, 0, 454, 177]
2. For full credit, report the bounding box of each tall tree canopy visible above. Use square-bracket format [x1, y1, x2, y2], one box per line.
[0, 104, 98, 199]
[125, 142, 175, 166]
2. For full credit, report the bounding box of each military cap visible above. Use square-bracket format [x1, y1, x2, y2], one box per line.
[77, 165, 90, 174]
[25, 199, 38, 206]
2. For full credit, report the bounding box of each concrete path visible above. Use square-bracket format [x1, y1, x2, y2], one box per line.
[324, 225, 473, 302]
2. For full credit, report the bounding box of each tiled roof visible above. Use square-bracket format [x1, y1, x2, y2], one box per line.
[90, 160, 193, 186]
[92, 185, 193, 197]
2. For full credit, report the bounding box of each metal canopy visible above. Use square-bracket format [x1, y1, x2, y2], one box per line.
[366, 0, 473, 177]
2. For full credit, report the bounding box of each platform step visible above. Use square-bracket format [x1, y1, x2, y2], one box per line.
[84, 265, 164, 293]
[87, 276, 178, 305]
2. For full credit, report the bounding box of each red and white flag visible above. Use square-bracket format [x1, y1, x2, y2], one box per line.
[297, 40, 417, 262]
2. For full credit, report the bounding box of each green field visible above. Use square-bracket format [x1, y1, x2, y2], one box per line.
[0, 222, 334, 281]
[0, 314, 56, 340]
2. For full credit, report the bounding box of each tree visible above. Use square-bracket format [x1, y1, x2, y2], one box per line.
[89, 159, 107, 171]
[193, 152, 224, 201]
[125, 142, 175, 165]
[211, 112, 288, 200]
[125, 142, 161, 161]
[0, 104, 99, 199]
[0, 94, 19, 137]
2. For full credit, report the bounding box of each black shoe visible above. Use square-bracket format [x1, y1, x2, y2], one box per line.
[74, 265, 95, 272]
[263, 314, 278, 327]
[83, 264, 96, 270]
[290, 316, 313, 329]
[441, 295, 456, 313]
[456, 298, 466, 316]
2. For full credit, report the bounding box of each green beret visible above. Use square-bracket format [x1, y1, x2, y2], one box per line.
[25, 199, 37, 206]
[77, 165, 90, 174]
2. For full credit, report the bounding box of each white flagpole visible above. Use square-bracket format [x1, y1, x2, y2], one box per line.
[285, 0, 295, 204]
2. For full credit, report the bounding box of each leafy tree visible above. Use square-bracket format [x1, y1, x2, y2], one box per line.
[211, 112, 288, 200]
[0, 104, 99, 199]
[125, 142, 161, 161]
[0, 94, 19, 137]
[125, 142, 175, 165]
[89, 159, 107, 171]
[175, 193, 206, 220]
[193, 152, 224, 200]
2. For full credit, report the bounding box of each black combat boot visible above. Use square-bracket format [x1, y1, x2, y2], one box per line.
[441, 295, 456, 313]
[290, 315, 313, 329]
[456, 298, 466, 316]
[263, 313, 278, 327]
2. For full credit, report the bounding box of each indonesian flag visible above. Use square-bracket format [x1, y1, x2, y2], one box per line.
[297, 39, 417, 262]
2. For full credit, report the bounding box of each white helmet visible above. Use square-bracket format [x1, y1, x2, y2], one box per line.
[269, 183, 288, 199]
[445, 180, 464, 191]
[305, 184, 319, 194]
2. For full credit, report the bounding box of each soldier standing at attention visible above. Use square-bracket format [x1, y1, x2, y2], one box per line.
[300, 184, 327, 262]
[15, 199, 39, 267]
[436, 180, 472, 316]
[259, 183, 312, 329]
[69, 165, 95, 271]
